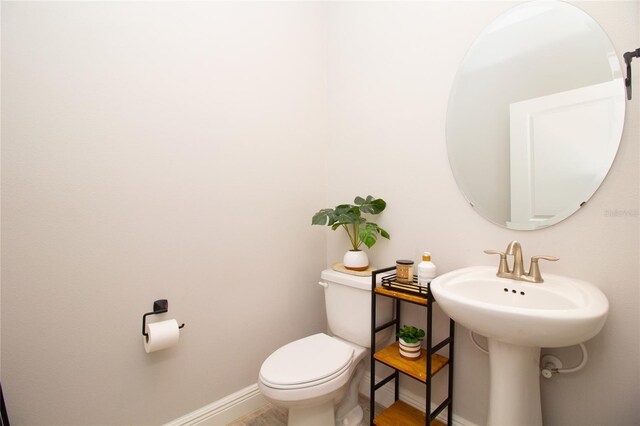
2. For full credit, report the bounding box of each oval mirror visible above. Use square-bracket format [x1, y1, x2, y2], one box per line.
[446, 0, 625, 230]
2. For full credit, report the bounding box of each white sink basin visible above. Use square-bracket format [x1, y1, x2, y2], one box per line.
[430, 266, 609, 347]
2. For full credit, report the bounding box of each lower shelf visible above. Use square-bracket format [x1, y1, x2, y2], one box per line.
[373, 400, 445, 426]
[374, 342, 449, 383]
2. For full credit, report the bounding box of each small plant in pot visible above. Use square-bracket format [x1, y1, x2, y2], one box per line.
[311, 195, 390, 271]
[397, 325, 425, 360]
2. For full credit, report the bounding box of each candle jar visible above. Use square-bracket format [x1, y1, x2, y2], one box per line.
[396, 260, 414, 283]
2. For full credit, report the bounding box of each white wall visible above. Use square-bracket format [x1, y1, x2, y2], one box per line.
[326, 1, 639, 425]
[2, 1, 638, 425]
[1, 2, 328, 424]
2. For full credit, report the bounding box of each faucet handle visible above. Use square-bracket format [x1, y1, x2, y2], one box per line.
[484, 250, 504, 255]
[531, 255, 559, 262]
[527, 255, 559, 283]
[484, 250, 510, 275]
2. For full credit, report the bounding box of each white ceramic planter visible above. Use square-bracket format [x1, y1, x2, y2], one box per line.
[398, 338, 422, 359]
[343, 250, 368, 271]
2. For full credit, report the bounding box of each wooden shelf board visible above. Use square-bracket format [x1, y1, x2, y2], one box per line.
[373, 400, 445, 426]
[374, 342, 449, 383]
[375, 286, 429, 305]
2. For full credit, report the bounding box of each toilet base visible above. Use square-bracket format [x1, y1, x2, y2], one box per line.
[288, 400, 334, 426]
[338, 405, 363, 426]
[335, 360, 365, 425]
[284, 360, 366, 426]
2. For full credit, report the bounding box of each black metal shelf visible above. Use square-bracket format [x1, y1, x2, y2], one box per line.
[370, 266, 455, 426]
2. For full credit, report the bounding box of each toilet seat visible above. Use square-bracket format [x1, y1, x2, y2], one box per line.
[259, 333, 354, 390]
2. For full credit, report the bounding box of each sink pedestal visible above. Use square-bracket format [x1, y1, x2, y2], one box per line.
[430, 266, 609, 426]
[487, 339, 542, 426]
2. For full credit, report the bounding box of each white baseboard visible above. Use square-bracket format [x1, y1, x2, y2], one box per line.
[165, 384, 268, 426]
[166, 375, 478, 426]
[360, 372, 478, 426]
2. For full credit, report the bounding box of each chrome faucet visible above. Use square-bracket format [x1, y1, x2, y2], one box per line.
[484, 241, 559, 283]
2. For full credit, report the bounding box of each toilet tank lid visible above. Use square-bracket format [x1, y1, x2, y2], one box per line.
[259, 333, 354, 386]
[320, 269, 373, 291]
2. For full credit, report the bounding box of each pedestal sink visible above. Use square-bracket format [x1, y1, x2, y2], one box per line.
[430, 266, 609, 426]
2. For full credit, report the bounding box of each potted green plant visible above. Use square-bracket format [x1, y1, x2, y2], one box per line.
[397, 325, 425, 359]
[312, 195, 390, 271]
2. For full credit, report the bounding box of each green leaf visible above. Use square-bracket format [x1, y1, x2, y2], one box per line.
[359, 229, 377, 249]
[337, 209, 361, 225]
[370, 198, 386, 213]
[359, 223, 382, 249]
[357, 196, 386, 215]
[311, 209, 334, 226]
[335, 204, 354, 215]
[397, 325, 425, 342]
[379, 228, 390, 239]
[354, 196, 366, 206]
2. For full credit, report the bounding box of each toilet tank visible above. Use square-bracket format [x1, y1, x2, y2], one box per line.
[320, 269, 393, 348]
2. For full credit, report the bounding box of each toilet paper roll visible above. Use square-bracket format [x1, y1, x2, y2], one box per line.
[144, 319, 180, 353]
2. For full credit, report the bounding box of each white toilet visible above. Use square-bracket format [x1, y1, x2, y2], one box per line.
[258, 269, 392, 426]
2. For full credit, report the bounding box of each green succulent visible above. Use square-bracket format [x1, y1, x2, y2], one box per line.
[311, 195, 390, 251]
[397, 325, 425, 344]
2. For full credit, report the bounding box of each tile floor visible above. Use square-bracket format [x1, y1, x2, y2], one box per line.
[227, 395, 384, 426]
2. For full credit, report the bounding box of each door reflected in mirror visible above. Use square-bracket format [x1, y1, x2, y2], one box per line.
[446, 0, 625, 230]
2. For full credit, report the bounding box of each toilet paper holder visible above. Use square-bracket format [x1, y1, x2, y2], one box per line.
[142, 299, 185, 338]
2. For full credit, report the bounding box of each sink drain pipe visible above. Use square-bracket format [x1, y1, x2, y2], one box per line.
[468, 331, 589, 377]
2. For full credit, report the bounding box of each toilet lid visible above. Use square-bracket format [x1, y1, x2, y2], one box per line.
[259, 333, 354, 388]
